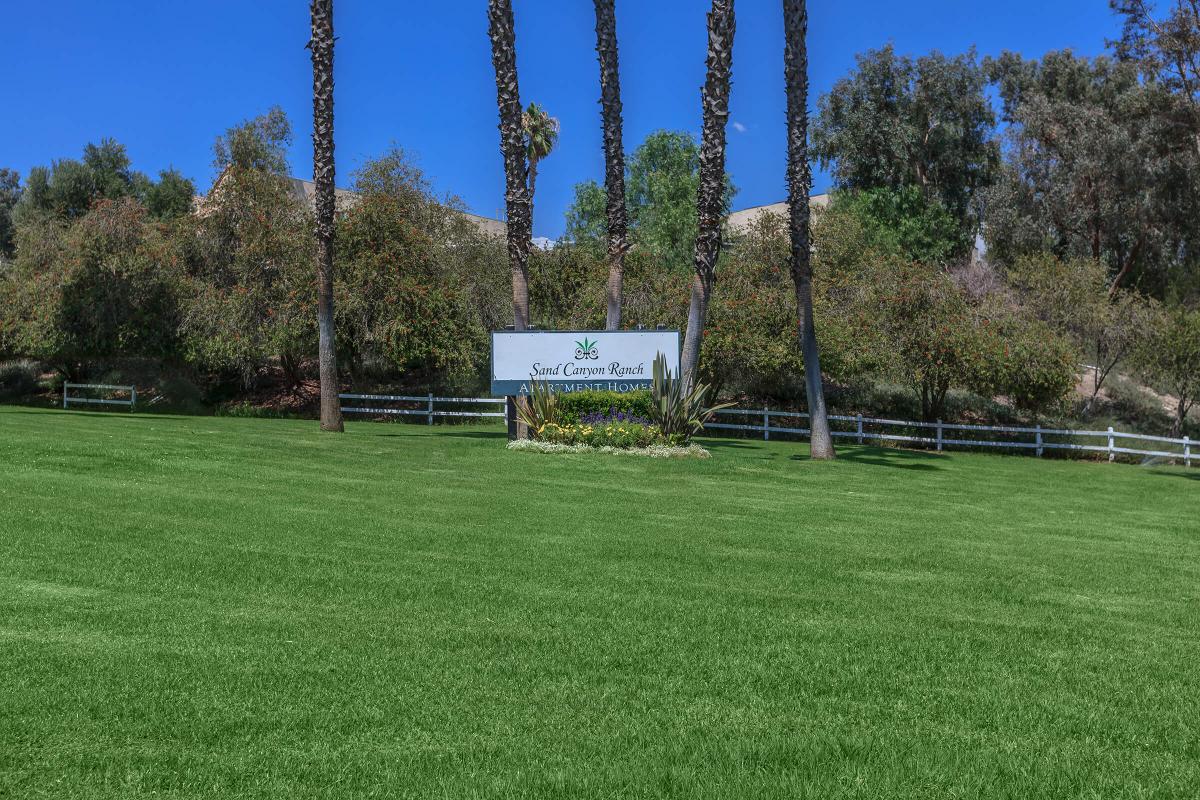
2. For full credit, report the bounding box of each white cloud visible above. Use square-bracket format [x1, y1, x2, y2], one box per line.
[732, 121, 747, 133]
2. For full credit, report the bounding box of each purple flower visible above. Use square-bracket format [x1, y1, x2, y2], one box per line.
[579, 410, 651, 427]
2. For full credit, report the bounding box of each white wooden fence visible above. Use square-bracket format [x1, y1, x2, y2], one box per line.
[337, 393, 1194, 467]
[708, 409, 1194, 466]
[63, 383, 136, 411]
[339, 393, 504, 424]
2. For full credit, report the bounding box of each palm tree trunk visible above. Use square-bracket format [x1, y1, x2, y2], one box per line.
[488, 0, 532, 333]
[680, 0, 735, 395]
[595, 0, 627, 331]
[679, 273, 711, 391]
[783, 0, 833, 459]
[310, 0, 343, 432]
[527, 158, 538, 229]
[489, 0, 532, 440]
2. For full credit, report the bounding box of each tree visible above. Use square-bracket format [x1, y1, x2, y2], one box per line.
[12, 140, 194, 225]
[336, 148, 502, 389]
[521, 102, 559, 224]
[82, 139, 137, 200]
[1138, 305, 1200, 436]
[13, 139, 136, 221]
[812, 45, 998, 252]
[1010, 254, 1155, 412]
[0, 198, 180, 376]
[178, 163, 314, 390]
[594, 0, 628, 329]
[984, 50, 1200, 297]
[1113, 0, 1200, 157]
[680, 0, 735, 395]
[528, 243, 607, 331]
[309, 0, 344, 432]
[143, 168, 196, 221]
[783, 0, 834, 458]
[213, 107, 292, 175]
[565, 130, 736, 272]
[488, 0, 533, 332]
[876, 263, 988, 421]
[829, 185, 966, 265]
[0, 169, 20, 259]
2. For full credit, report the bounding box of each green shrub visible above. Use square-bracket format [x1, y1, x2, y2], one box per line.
[0, 360, 39, 400]
[556, 389, 654, 424]
[156, 375, 205, 413]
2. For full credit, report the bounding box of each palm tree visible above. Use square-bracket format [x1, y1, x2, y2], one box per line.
[522, 102, 559, 225]
[489, 0, 533, 440]
[309, 0, 343, 432]
[680, 0, 735, 394]
[487, 0, 532, 333]
[594, 0, 627, 330]
[784, 0, 834, 459]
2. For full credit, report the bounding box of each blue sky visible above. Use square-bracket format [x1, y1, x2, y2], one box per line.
[4, 1, 1119, 239]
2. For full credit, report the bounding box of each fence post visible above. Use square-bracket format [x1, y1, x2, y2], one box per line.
[1035, 424, 1043, 458]
[427, 392, 434, 426]
[936, 419, 943, 452]
[62, 383, 69, 409]
[130, 386, 136, 411]
[1185, 436, 1191, 468]
[763, 405, 769, 441]
[856, 414, 863, 445]
[1108, 426, 1115, 462]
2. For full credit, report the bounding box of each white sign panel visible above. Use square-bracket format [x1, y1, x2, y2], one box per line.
[491, 330, 680, 396]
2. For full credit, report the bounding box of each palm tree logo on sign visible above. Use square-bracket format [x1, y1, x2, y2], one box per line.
[574, 338, 599, 361]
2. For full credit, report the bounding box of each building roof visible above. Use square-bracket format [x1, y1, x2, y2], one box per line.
[284, 176, 361, 213]
[284, 176, 507, 237]
[200, 172, 829, 242]
[725, 194, 831, 234]
[196, 169, 507, 238]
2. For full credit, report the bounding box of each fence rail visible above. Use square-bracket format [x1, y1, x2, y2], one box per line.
[710, 409, 1193, 466]
[339, 393, 504, 425]
[337, 393, 1193, 467]
[63, 383, 136, 411]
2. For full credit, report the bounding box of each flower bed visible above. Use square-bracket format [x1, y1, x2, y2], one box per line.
[536, 419, 685, 449]
[513, 354, 732, 458]
[556, 390, 654, 424]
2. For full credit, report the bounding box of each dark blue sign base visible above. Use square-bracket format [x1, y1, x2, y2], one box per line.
[492, 379, 653, 396]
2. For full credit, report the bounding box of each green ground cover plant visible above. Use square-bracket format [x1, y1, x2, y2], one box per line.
[555, 388, 655, 423]
[0, 407, 1197, 798]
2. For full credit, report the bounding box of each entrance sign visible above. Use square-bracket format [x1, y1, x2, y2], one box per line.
[491, 330, 680, 396]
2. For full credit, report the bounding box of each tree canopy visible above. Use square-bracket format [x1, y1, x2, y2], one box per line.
[12, 139, 194, 225]
[0, 168, 20, 258]
[565, 130, 736, 270]
[984, 49, 1200, 297]
[811, 45, 998, 255]
[212, 106, 293, 175]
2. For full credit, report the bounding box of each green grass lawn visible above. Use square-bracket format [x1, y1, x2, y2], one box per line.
[1, 406, 1198, 799]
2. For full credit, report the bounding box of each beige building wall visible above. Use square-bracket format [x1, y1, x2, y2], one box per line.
[725, 194, 831, 235]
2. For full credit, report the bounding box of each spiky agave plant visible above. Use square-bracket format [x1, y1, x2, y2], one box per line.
[515, 378, 560, 434]
[650, 353, 733, 440]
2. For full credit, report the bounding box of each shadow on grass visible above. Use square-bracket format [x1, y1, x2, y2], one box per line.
[1151, 469, 1200, 481]
[821, 447, 946, 471]
[700, 439, 763, 451]
[1, 408, 198, 423]
[435, 429, 508, 440]
[367, 427, 507, 441]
